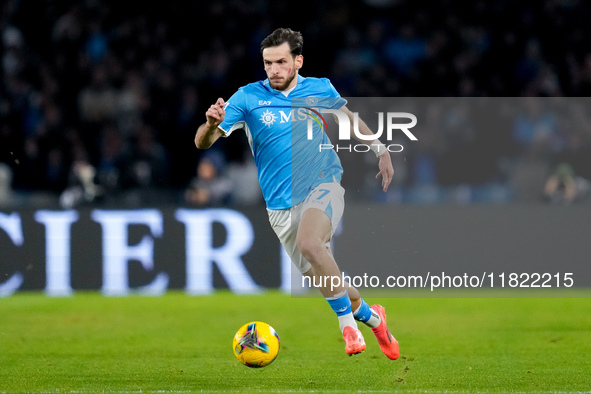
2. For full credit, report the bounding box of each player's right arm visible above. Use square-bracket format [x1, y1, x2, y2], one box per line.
[195, 98, 226, 149]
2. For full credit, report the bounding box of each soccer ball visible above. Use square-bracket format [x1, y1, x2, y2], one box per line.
[232, 321, 280, 368]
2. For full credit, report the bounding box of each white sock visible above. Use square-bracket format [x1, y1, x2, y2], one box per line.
[327, 290, 358, 332]
[337, 313, 358, 333]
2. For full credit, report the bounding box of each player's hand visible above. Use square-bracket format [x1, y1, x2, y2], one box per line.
[376, 152, 394, 192]
[205, 98, 225, 128]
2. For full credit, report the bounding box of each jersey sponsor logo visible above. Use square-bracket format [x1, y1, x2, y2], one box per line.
[279, 110, 292, 123]
[279, 108, 318, 123]
[259, 100, 272, 105]
[260, 109, 278, 127]
[259, 108, 315, 126]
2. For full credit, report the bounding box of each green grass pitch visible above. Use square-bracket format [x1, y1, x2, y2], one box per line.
[1, 291, 590, 393]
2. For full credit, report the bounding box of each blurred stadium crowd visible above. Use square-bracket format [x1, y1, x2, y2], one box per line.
[1, 0, 591, 207]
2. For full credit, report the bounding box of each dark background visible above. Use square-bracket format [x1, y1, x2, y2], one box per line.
[2, 0, 591, 208]
[1, 1, 590, 295]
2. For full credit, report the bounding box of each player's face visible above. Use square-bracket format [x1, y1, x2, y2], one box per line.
[262, 42, 303, 91]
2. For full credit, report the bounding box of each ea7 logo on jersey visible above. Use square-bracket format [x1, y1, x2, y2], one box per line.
[259, 101, 272, 105]
[260, 109, 277, 127]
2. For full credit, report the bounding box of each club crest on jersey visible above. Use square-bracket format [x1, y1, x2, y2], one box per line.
[260, 109, 277, 127]
[305, 97, 318, 106]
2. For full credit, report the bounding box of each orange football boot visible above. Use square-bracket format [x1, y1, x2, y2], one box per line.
[370, 304, 399, 360]
[343, 326, 366, 356]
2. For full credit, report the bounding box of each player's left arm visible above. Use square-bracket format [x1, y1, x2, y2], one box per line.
[339, 105, 394, 192]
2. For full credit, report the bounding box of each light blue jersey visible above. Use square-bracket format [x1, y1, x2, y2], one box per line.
[219, 75, 346, 209]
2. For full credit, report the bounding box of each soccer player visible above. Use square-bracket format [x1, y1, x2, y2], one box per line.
[195, 28, 399, 360]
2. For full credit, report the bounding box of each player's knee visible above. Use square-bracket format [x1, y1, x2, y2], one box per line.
[296, 236, 324, 263]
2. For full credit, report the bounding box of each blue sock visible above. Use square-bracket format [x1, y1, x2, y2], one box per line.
[327, 291, 357, 332]
[353, 299, 372, 323]
[353, 298, 381, 328]
[327, 291, 352, 316]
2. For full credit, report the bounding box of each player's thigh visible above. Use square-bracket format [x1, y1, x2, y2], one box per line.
[298, 207, 332, 245]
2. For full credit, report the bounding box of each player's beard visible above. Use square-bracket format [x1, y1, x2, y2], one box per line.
[270, 67, 297, 91]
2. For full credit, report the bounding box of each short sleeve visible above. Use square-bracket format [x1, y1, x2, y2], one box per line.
[325, 80, 347, 109]
[218, 89, 247, 137]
